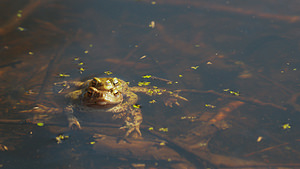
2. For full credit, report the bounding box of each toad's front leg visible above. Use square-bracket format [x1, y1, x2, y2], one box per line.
[119, 107, 143, 137]
[64, 105, 81, 129]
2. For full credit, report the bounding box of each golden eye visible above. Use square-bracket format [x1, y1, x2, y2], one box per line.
[112, 78, 119, 85]
[112, 90, 119, 96]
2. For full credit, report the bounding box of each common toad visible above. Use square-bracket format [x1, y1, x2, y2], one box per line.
[58, 77, 188, 137]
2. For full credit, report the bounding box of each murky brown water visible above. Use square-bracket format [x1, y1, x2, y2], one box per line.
[0, 0, 299, 168]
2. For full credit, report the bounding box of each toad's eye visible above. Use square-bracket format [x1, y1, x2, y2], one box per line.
[112, 78, 119, 85]
[112, 90, 119, 96]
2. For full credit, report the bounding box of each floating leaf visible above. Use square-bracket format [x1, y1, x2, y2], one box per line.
[17, 10, 22, 18]
[149, 100, 156, 103]
[140, 55, 146, 59]
[159, 142, 166, 146]
[37, 122, 44, 127]
[58, 73, 70, 77]
[17, 27, 25, 31]
[282, 123, 291, 129]
[133, 104, 140, 108]
[104, 71, 113, 75]
[142, 75, 152, 78]
[223, 88, 240, 96]
[205, 104, 216, 108]
[138, 81, 150, 86]
[79, 67, 85, 72]
[191, 66, 199, 70]
[149, 21, 155, 28]
[55, 134, 69, 144]
[158, 128, 168, 132]
[229, 90, 240, 96]
[147, 89, 154, 95]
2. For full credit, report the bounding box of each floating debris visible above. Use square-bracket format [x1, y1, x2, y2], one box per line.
[58, 73, 70, 78]
[104, 71, 113, 75]
[79, 67, 85, 74]
[139, 55, 147, 59]
[142, 75, 152, 78]
[149, 21, 155, 28]
[149, 100, 156, 103]
[159, 142, 166, 146]
[158, 128, 168, 132]
[17, 10, 23, 18]
[205, 104, 216, 108]
[0, 144, 8, 151]
[282, 123, 291, 130]
[37, 122, 44, 127]
[257, 136, 263, 142]
[138, 81, 151, 86]
[191, 65, 199, 70]
[223, 88, 240, 96]
[133, 104, 141, 108]
[55, 134, 69, 144]
[17, 27, 26, 31]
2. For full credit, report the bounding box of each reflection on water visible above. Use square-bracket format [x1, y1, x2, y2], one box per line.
[0, 0, 299, 168]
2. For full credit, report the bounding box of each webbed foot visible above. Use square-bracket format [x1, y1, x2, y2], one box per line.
[120, 108, 143, 137]
[120, 120, 142, 137]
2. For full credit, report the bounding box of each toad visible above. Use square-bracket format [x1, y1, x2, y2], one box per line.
[58, 77, 188, 137]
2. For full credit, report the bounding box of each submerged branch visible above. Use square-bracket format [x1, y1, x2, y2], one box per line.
[180, 89, 287, 110]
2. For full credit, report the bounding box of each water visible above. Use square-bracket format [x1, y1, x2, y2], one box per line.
[0, 0, 299, 168]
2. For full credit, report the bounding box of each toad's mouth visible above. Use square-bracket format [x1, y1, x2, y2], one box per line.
[84, 99, 121, 107]
[81, 87, 123, 107]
